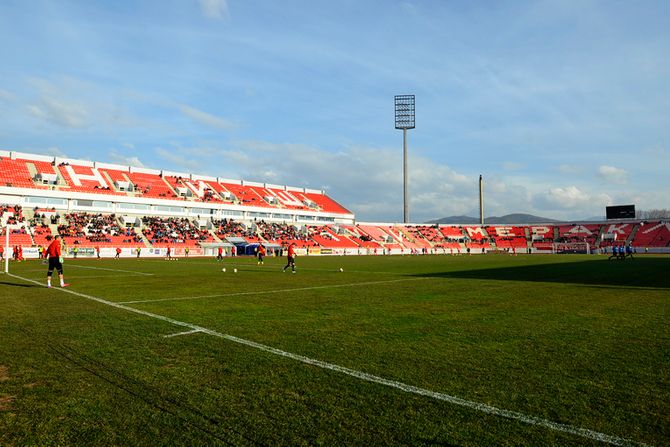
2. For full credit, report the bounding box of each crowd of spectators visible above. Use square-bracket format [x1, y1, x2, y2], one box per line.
[58, 212, 142, 244]
[1, 204, 25, 223]
[257, 221, 311, 244]
[212, 218, 252, 239]
[142, 216, 212, 244]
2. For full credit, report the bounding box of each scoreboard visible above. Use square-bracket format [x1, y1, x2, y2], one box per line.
[606, 205, 635, 219]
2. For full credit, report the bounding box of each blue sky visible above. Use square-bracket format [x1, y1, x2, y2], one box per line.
[1, 0, 668, 222]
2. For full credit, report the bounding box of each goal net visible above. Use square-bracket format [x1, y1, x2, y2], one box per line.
[551, 242, 591, 254]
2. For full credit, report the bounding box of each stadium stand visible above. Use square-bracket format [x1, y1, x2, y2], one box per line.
[0, 156, 44, 189]
[308, 225, 359, 248]
[142, 216, 213, 246]
[439, 226, 466, 240]
[463, 226, 489, 241]
[356, 225, 393, 244]
[485, 226, 527, 250]
[127, 171, 179, 199]
[529, 225, 555, 251]
[55, 163, 124, 195]
[557, 224, 602, 247]
[3, 151, 669, 257]
[631, 221, 670, 247]
[212, 218, 253, 241]
[339, 225, 382, 249]
[256, 221, 313, 247]
[598, 223, 636, 248]
[58, 212, 143, 247]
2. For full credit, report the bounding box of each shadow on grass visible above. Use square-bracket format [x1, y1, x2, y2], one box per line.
[0, 281, 41, 288]
[415, 257, 670, 289]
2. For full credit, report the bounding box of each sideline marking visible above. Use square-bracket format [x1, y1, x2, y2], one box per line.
[118, 277, 429, 304]
[67, 264, 154, 276]
[163, 329, 202, 338]
[140, 259, 402, 275]
[7, 272, 650, 447]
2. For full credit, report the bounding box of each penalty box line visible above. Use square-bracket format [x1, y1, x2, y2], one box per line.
[7, 272, 650, 447]
[118, 277, 429, 304]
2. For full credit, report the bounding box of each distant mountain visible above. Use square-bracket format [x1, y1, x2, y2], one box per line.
[427, 213, 564, 225]
[581, 216, 606, 222]
[426, 215, 480, 224]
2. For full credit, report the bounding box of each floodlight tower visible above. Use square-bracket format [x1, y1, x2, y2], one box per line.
[395, 95, 415, 223]
[479, 175, 485, 225]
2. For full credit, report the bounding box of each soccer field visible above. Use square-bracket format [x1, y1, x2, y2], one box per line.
[1, 254, 668, 446]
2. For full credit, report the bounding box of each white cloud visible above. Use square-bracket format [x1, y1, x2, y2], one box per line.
[199, 0, 229, 20]
[535, 185, 612, 213]
[108, 150, 145, 168]
[545, 186, 589, 207]
[0, 89, 13, 101]
[556, 164, 583, 175]
[22, 77, 148, 131]
[207, 141, 484, 222]
[597, 165, 627, 184]
[155, 146, 204, 171]
[26, 97, 89, 128]
[179, 105, 236, 130]
[502, 161, 525, 171]
[160, 140, 631, 222]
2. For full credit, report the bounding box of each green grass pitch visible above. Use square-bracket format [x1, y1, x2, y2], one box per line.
[1, 254, 668, 446]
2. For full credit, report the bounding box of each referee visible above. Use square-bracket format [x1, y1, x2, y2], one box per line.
[45, 235, 69, 288]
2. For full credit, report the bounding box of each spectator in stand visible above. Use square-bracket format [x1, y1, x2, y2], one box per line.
[45, 235, 69, 288]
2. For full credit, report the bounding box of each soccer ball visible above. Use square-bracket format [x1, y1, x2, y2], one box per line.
[339, 267, 344, 272]
[222, 268, 226, 272]
[233, 268, 238, 273]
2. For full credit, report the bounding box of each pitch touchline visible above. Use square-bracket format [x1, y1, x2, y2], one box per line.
[140, 259, 401, 275]
[67, 264, 154, 275]
[8, 272, 650, 447]
[118, 278, 429, 304]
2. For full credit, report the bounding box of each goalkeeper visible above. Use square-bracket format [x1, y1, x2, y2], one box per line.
[45, 235, 69, 288]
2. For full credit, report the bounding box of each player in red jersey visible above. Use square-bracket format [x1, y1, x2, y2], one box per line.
[256, 243, 266, 265]
[45, 235, 69, 288]
[282, 243, 297, 273]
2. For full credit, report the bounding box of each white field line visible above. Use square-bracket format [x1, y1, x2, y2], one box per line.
[139, 259, 401, 275]
[163, 329, 202, 338]
[67, 264, 154, 276]
[7, 272, 651, 447]
[118, 278, 429, 304]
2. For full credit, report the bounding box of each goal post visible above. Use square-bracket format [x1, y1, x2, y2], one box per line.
[2, 223, 22, 273]
[551, 242, 591, 254]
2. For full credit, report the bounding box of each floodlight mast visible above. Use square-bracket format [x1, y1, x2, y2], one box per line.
[395, 95, 415, 223]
